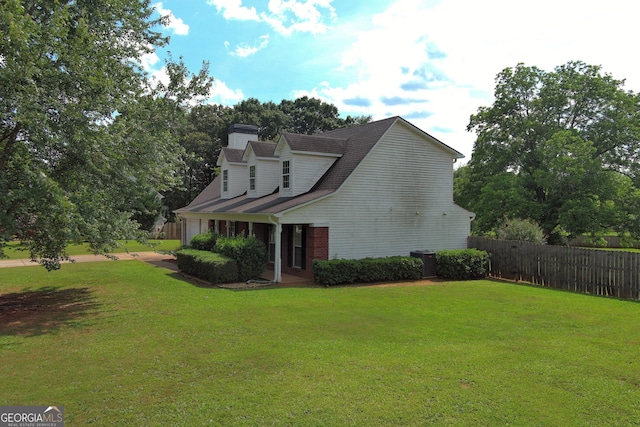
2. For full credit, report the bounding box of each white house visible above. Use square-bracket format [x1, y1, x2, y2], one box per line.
[175, 117, 475, 282]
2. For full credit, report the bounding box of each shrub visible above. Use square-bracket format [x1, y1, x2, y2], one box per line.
[496, 218, 546, 244]
[436, 249, 489, 280]
[313, 256, 423, 286]
[214, 236, 267, 282]
[176, 249, 237, 284]
[189, 231, 220, 252]
[313, 259, 360, 286]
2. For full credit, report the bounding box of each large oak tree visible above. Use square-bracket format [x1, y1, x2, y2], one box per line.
[0, 0, 212, 268]
[456, 61, 640, 244]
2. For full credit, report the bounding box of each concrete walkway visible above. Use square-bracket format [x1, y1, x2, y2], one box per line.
[0, 252, 178, 271]
[0, 253, 308, 285]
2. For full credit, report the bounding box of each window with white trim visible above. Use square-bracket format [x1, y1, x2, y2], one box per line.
[282, 160, 290, 190]
[222, 169, 228, 192]
[249, 165, 256, 191]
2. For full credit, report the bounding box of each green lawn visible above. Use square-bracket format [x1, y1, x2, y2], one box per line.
[1, 262, 640, 425]
[590, 247, 640, 253]
[1, 239, 181, 259]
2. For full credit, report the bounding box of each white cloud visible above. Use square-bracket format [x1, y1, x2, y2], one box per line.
[207, 80, 245, 105]
[228, 35, 270, 58]
[148, 66, 172, 89]
[153, 2, 189, 35]
[296, 0, 640, 163]
[262, 0, 336, 35]
[207, 0, 260, 21]
[139, 50, 161, 72]
[207, 0, 335, 35]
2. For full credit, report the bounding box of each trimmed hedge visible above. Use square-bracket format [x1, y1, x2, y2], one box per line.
[189, 231, 220, 252]
[176, 249, 237, 284]
[435, 249, 489, 280]
[313, 256, 423, 286]
[214, 236, 267, 282]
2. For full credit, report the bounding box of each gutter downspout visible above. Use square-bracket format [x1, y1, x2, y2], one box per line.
[267, 214, 282, 283]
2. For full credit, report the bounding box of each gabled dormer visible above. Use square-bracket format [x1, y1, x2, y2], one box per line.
[242, 141, 279, 198]
[275, 133, 347, 197]
[217, 148, 247, 199]
[216, 124, 260, 199]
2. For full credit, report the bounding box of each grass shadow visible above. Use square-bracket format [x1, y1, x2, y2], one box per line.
[0, 287, 101, 336]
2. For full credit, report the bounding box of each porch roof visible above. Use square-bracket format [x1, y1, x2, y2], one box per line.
[174, 181, 334, 216]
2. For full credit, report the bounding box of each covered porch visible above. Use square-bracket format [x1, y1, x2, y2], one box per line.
[179, 213, 328, 283]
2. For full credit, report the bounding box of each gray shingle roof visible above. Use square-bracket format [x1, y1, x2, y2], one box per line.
[221, 147, 245, 163]
[281, 133, 347, 155]
[178, 175, 221, 210]
[177, 116, 463, 215]
[246, 141, 277, 158]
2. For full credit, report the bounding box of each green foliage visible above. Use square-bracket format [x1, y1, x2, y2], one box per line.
[189, 231, 220, 252]
[130, 191, 163, 232]
[312, 259, 359, 286]
[176, 249, 237, 284]
[436, 249, 489, 280]
[458, 61, 640, 243]
[313, 256, 423, 286]
[496, 218, 546, 243]
[214, 236, 267, 282]
[0, 0, 213, 269]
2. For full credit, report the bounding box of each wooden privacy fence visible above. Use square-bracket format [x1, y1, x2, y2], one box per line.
[468, 237, 640, 300]
[162, 222, 181, 240]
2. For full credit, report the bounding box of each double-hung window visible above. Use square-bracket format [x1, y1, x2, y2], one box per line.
[249, 165, 256, 191]
[282, 160, 290, 190]
[222, 169, 228, 192]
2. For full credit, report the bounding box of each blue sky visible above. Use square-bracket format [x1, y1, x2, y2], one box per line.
[145, 0, 640, 162]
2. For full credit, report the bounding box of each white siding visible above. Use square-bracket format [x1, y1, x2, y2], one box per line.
[221, 162, 248, 199]
[291, 153, 337, 196]
[228, 132, 258, 150]
[185, 218, 203, 246]
[278, 144, 339, 197]
[247, 155, 279, 198]
[282, 121, 472, 259]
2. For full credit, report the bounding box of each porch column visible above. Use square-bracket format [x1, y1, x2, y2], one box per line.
[274, 222, 282, 283]
[248, 222, 254, 237]
[181, 218, 187, 246]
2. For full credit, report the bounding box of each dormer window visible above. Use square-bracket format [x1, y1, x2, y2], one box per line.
[249, 165, 256, 191]
[282, 160, 290, 189]
[222, 169, 228, 192]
